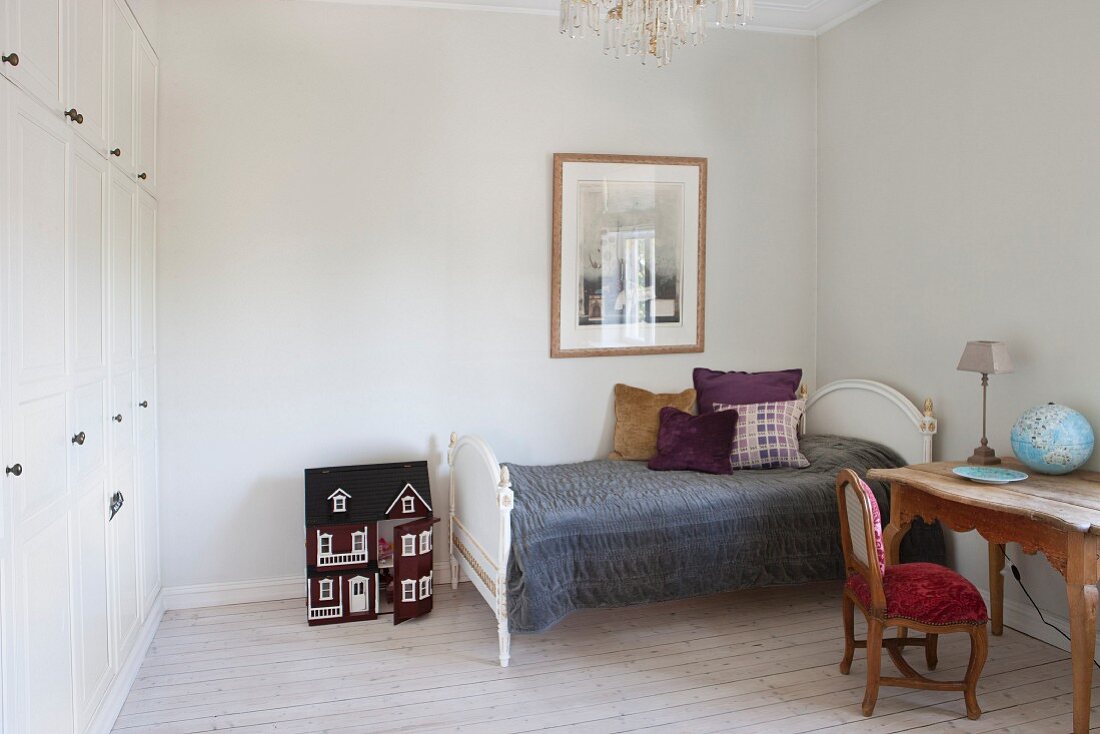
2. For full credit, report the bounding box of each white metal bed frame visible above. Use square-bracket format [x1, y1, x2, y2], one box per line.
[447, 378, 938, 667]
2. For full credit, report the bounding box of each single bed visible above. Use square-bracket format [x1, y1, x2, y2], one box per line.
[447, 379, 943, 666]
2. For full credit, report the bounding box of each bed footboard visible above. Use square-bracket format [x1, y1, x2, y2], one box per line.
[447, 433, 513, 666]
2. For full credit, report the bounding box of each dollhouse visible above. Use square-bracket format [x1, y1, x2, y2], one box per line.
[304, 461, 437, 625]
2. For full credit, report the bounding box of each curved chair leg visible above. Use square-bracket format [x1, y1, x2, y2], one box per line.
[925, 632, 939, 670]
[963, 625, 988, 720]
[862, 619, 884, 717]
[840, 594, 855, 674]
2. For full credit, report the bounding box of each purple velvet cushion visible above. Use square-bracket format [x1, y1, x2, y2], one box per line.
[647, 407, 739, 475]
[693, 367, 803, 415]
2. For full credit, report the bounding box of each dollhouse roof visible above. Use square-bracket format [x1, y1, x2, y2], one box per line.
[305, 461, 431, 525]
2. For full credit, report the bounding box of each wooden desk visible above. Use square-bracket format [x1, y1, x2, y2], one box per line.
[869, 460, 1100, 734]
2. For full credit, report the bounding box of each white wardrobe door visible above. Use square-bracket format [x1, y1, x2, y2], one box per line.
[10, 92, 68, 387]
[68, 0, 108, 149]
[107, 0, 133, 171]
[135, 40, 155, 189]
[71, 473, 111, 729]
[137, 364, 158, 609]
[110, 369, 133, 457]
[109, 169, 135, 365]
[109, 455, 140, 658]
[136, 190, 155, 359]
[72, 141, 107, 374]
[1, 0, 65, 111]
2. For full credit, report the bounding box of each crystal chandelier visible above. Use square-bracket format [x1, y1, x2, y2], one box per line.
[560, 0, 754, 66]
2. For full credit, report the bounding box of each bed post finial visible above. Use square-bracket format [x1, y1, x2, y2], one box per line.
[447, 432, 458, 465]
[920, 398, 938, 437]
[799, 383, 809, 400]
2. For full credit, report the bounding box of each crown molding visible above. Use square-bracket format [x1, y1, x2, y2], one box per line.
[289, 0, 883, 35]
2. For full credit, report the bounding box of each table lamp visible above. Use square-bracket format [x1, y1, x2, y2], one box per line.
[957, 341, 1014, 465]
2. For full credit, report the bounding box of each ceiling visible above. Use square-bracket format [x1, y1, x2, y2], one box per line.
[306, 0, 884, 35]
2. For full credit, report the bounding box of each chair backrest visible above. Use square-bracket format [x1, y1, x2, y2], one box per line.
[835, 469, 887, 609]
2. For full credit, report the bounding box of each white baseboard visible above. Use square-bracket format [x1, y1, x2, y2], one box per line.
[979, 586, 1100, 659]
[86, 590, 165, 734]
[161, 561, 461, 611]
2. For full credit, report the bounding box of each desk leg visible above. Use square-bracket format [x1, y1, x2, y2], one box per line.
[883, 482, 910, 567]
[1066, 534, 1099, 734]
[988, 543, 1005, 636]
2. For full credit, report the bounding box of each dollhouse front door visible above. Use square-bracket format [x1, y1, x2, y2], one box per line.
[348, 576, 369, 613]
[393, 517, 437, 624]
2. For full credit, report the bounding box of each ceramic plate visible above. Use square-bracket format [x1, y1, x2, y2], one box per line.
[952, 466, 1029, 484]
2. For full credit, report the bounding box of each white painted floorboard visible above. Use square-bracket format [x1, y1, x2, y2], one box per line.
[113, 582, 1096, 733]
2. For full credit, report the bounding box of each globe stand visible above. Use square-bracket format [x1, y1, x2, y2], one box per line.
[967, 373, 1001, 466]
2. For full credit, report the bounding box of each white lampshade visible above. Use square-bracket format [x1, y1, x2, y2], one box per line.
[957, 341, 1014, 375]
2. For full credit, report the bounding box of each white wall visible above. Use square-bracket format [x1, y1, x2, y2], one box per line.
[818, 0, 1100, 626]
[155, 0, 818, 587]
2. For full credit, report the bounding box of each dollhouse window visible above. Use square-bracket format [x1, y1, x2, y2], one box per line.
[351, 531, 365, 553]
[401, 534, 416, 556]
[401, 579, 416, 602]
[319, 579, 333, 601]
[419, 576, 430, 599]
[333, 496, 346, 512]
[402, 496, 415, 513]
[419, 530, 432, 554]
[319, 533, 332, 556]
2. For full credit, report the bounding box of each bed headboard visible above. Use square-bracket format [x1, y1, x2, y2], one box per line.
[803, 379, 937, 465]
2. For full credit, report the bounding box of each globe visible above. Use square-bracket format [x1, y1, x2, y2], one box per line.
[1010, 403, 1095, 475]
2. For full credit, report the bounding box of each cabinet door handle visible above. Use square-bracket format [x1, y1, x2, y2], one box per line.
[72, 431, 86, 446]
[5, 464, 22, 477]
[137, 172, 147, 180]
[113, 414, 123, 423]
[110, 148, 121, 157]
[1, 53, 17, 66]
[65, 108, 84, 124]
[139, 400, 149, 408]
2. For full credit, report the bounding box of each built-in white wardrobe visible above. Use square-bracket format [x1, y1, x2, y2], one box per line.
[0, 0, 159, 731]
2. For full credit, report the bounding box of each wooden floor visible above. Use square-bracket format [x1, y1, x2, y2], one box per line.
[113, 582, 1098, 733]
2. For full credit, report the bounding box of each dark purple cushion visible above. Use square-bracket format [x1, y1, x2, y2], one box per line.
[647, 407, 739, 475]
[693, 367, 802, 415]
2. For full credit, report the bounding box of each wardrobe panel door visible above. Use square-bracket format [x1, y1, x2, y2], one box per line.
[108, 0, 133, 172]
[71, 474, 111, 729]
[110, 369, 133, 457]
[110, 456, 140, 657]
[13, 513, 74, 734]
[109, 170, 135, 365]
[71, 379, 106, 480]
[12, 391, 68, 528]
[137, 365, 158, 608]
[136, 190, 155, 359]
[10, 94, 69, 387]
[72, 142, 107, 374]
[135, 40, 155, 189]
[3, 0, 65, 111]
[68, 0, 107, 148]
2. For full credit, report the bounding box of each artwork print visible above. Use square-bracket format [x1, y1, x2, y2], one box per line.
[552, 154, 706, 357]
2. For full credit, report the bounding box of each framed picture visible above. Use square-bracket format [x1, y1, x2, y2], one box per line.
[551, 153, 706, 358]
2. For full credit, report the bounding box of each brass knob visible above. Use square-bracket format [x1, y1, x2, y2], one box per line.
[110, 148, 121, 157]
[139, 400, 149, 408]
[138, 172, 147, 180]
[72, 431, 86, 446]
[1, 53, 17, 66]
[65, 108, 84, 124]
[113, 414, 123, 423]
[5, 464, 22, 477]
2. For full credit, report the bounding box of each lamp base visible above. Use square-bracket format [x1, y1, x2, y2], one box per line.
[967, 445, 1001, 466]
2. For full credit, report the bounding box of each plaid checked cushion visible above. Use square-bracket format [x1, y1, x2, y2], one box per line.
[712, 399, 810, 470]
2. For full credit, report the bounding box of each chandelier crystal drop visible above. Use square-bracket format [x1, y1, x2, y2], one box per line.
[560, 0, 754, 66]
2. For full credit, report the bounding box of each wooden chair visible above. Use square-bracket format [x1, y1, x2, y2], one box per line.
[835, 469, 988, 719]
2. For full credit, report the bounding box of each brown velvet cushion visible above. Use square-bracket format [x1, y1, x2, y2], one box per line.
[609, 384, 697, 460]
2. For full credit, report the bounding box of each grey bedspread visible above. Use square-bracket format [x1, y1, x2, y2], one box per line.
[504, 435, 945, 633]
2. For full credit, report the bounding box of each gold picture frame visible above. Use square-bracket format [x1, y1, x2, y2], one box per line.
[551, 153, 707, 358]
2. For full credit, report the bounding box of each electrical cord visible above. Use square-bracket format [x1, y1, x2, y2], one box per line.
[1001, 546, 1100, 670]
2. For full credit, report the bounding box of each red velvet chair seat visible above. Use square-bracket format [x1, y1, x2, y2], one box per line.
[847, 562, 988, 626]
